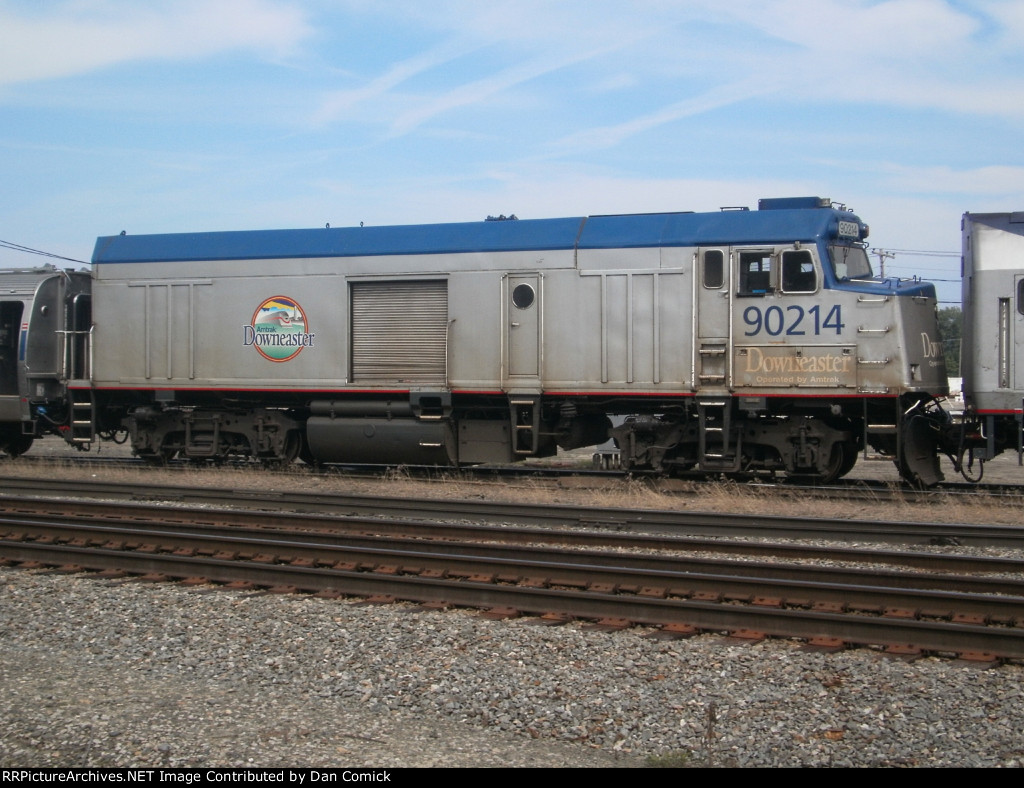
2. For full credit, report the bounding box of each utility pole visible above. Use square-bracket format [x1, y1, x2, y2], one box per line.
[870, 248, 895, 278]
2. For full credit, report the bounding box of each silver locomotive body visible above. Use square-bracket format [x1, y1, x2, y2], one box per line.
[0, 265, 91, 455]
[956, 212, 1024, 471]
[83, 197, 946, 482]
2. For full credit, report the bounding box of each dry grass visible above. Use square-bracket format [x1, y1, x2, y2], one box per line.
[6, 442, 1024, 528]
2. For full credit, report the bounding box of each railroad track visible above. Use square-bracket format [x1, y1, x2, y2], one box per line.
[1, 475, 1023, 546]
[2, 495, 1023, 662]
[2, 494, 1023, 571]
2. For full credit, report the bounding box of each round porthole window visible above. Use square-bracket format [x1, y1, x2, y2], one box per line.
[511, 283, 535, 309]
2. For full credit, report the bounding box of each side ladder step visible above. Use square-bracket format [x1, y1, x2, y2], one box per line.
[69, 389, 95, 445]
[697, 399, 741, 472]
[510, 397, 540, 455]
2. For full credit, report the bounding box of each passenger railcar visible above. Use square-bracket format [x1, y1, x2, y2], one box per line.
[67, 196, 948, 484]
[953, 211, 1024, 478]
[0, 266, 91, 456]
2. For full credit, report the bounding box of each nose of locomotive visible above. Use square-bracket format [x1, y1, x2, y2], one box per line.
[898, 292, 949, 395]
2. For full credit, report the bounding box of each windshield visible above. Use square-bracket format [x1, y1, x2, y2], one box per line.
[828, 244, 873, 280]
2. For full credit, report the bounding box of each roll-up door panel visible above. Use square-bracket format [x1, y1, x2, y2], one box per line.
[351, 280, 448, 382]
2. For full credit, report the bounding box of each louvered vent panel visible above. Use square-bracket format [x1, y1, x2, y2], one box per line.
[351, 280, 448, 382]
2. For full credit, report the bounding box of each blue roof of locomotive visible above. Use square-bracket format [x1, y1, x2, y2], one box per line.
[92, 205, 856, 264]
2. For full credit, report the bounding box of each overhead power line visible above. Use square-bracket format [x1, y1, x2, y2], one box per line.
[0, 238, 89, 265]
[872, 247, 959, 258]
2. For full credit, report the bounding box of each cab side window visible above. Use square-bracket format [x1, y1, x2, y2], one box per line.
[781, 249, 817, 293]
[703, 250, 724, 289]
[738, 252, 772, 296]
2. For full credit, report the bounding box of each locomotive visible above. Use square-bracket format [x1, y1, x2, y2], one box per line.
[0, 196, 1017, 485]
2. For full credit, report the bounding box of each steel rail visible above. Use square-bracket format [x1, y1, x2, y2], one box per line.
[3, 508, 1024, 594]
[4, 540, 1023, 660]
[2, 477, 1024, 547]
[2, 495, 1023, 575]
[5, 516, 1024, 620]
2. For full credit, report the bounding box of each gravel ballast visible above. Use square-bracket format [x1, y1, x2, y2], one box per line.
[2, 566, 1023, 768]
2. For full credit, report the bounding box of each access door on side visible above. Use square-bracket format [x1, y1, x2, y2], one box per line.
[694, 248, 731, 392]
[505, 274, 541, 384]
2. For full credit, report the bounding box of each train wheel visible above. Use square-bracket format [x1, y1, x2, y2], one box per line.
[834, 441, 858, 479]
[3, 435, 34, 458]
[262, 430, 302, 467]
[786, 441, 855, 484]
[281, 430, 301, 464]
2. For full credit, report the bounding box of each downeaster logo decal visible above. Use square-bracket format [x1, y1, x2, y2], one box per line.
[243, 296, 315, 362]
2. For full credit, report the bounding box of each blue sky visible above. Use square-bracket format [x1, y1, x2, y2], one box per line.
[2, 0, 1022, 305]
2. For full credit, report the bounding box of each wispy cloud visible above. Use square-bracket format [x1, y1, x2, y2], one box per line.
[386, 37, 639, 138]
[309, 37, 485, 127]
[310, 4, 655, 136]
[719, 0, 1024, 119]
[1, 0, 1020, 275]
[734, 0, 979, 57]
[310, 0, 1024, 161]
[0, 0, 311, 87]
[540, 76, 779, 158]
